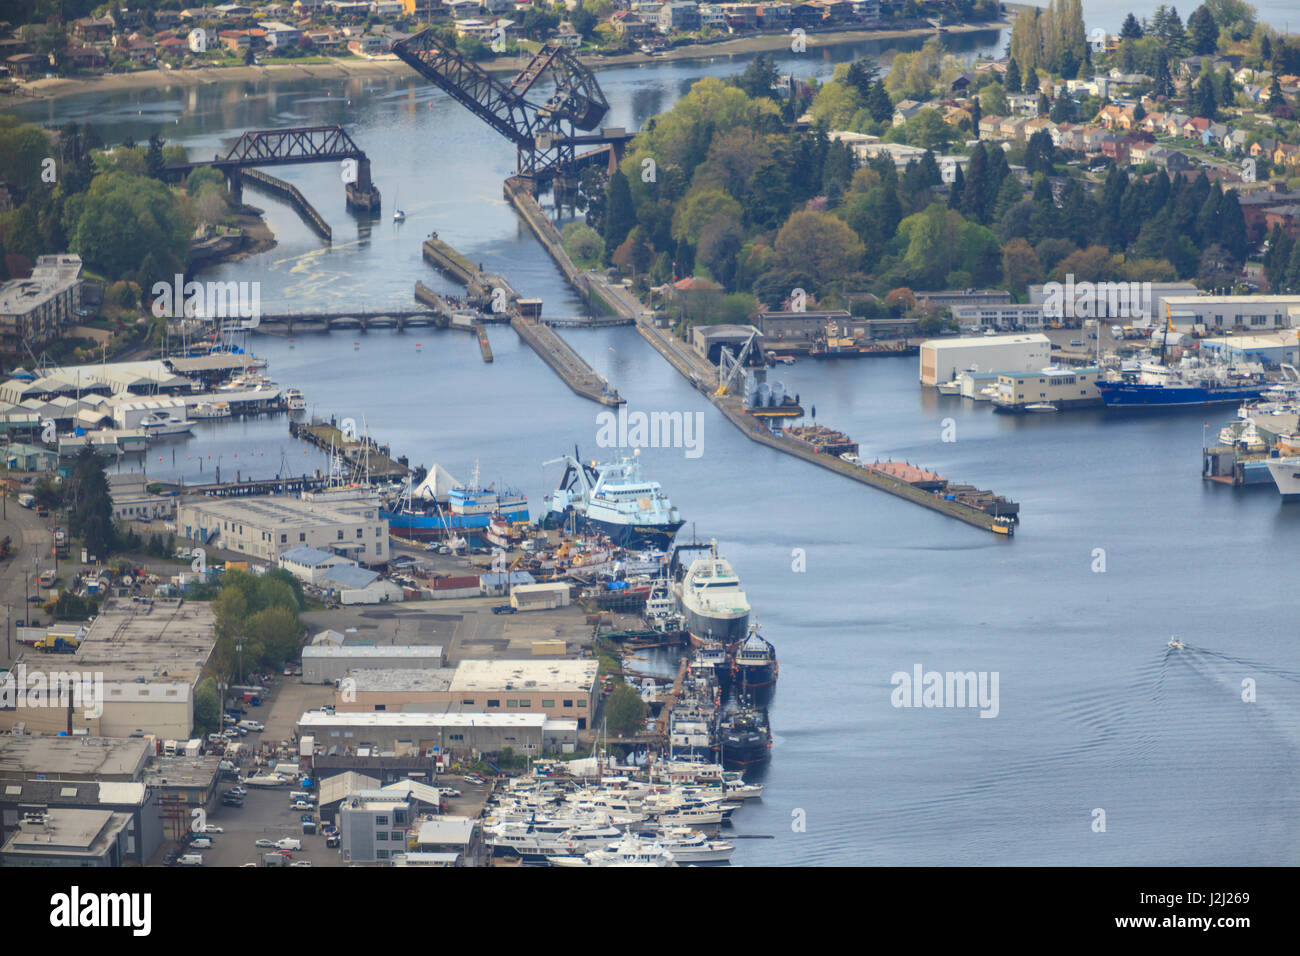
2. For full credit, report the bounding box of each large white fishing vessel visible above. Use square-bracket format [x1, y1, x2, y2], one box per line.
[1266, 456, 1300, 499]
[541, 449, 684, 548]
[672, 541, 750, 643]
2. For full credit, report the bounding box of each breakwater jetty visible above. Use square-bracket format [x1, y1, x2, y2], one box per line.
[418, 231, 623, 404]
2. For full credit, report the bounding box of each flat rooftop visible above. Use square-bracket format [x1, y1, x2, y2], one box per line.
[0, 736, 151, 781]
[923, 333, 1050, 349]
[141, 755, 222, 790]
[2, 808, 129, 857]
[343, 667, 457, 693]
[304, 645, 444, 660]
[181, 496, 379, 528]
[449, 659, 599, 694]
[298, 711, 547, 730]
[74, 599, 216, 684]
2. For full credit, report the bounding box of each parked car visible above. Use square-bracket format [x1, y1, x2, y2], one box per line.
[326, 834, 341, 848]
[221, 796, 244, 808]
[189, 836, 213, 849]
[255, 838, 277, 848]
[203, 825, 224, 834]
[491, 605, 516, 615]
[226, 786, 247, 797]
[275, 837, 302, 851]
[291, 860, 312, 867]
[292, 800, 313, 810]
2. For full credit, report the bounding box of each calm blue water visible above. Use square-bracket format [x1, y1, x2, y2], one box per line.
[13, 17, 1300, 865]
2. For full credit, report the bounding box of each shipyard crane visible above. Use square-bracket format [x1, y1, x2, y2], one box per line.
[715, 332, 761, 397]
[391, 31, 611, 183]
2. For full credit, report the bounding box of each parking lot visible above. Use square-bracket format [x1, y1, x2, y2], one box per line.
[185, 784, 345, 868]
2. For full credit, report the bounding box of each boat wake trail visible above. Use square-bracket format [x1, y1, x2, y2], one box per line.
[1165, 643, 1300, 751]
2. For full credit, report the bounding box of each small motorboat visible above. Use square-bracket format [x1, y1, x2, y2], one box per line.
[1167, 638, 1185, 650]
[393, 209, 406, 223]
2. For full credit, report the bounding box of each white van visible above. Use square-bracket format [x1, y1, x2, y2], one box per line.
[177, 853, 203, 866]
[289, 791, 314, 804]
[275, 837, 301, 851]
[238, 719, 265, 733]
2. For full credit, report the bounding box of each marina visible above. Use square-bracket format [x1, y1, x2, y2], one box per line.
[4, 14, 1300, 879]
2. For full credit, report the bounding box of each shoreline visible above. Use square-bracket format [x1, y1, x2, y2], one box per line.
[3, 21, 1008, 106]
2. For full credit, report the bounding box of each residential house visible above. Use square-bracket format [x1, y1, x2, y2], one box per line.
[1274, 143, 1300, 170]
[1006, 92, 1041, 116]
[892, 99, 923, 126]
[657, 1, 700, 32]
[71, 16, 115, 42]
[347, 32, 388, 54]
[1263, 204, 1300, 240]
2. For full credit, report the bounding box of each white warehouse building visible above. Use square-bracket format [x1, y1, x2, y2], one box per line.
[919, 333, 1052, 386]
[177, 494, 389, 566]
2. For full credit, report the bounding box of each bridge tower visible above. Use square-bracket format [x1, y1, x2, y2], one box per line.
[345, 155, 381, 211]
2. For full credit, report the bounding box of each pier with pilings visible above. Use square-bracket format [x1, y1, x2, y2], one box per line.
[238, 168, 332, 241]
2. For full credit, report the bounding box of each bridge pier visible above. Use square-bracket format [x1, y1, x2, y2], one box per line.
[228, 170, 244, 206]
[345, 156, 382, 211]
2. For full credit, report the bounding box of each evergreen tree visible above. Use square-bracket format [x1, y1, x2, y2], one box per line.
[1024, 67, 1039, 94]
[1260, 35, 1271, 64]
[1154, 52, 1175, 98]
[1268, 75, 1284, 109]
[960, 142, 990, 223]
[66, 447, 114, 560]
[145, 133, 166, 179]
[1188, 5, 1218, 55]
[947, 162, 965, 209]
[970, 95, 981, 129]
[1195, 72, 1217, 118]
[602, 169, 636, 261]
[846, 56, 880, 99]
[866, 78, 893, 124]
[1219, 191, 1247, 263]
[1006, 57, 1022, 93]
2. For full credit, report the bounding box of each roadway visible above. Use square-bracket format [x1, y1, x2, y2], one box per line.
[1, 492, 57, 668]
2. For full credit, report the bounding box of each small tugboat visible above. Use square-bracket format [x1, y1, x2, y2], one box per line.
[732, 621, 777, 692]
[717, 703, 771, 769]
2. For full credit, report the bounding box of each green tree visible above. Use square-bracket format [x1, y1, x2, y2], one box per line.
[773, 209, 864, 289]
[1188, 5, 1218, 54]
[602, 169, 636, 261]
[1005, 57, 1022, 93]
[194, 677, 221, 735]
[65, 171, 191, 286]
[65, 447, 114, 559]
[604, 682, 647, 736]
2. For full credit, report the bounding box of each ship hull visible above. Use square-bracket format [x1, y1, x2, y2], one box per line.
[547, 510, 685, 548]
[382, 503, 529, 538]
[1098, 383, 1267, 408]
[680, 606, 749, 644]
[1266, 458, 1300, 499]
